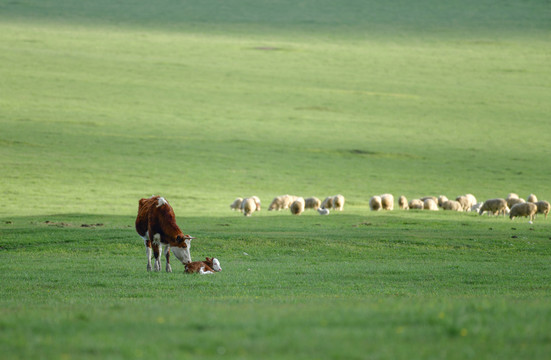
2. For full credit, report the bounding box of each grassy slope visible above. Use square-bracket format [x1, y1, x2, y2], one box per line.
[1, 0, 550, 216]
[1, 0, 551, 359]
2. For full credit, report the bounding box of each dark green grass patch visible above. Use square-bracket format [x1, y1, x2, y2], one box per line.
[1, 213, 551, 358]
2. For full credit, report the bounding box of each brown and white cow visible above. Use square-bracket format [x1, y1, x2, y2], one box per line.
[185, 257, 222, 275]
[135, 196, 193, 272]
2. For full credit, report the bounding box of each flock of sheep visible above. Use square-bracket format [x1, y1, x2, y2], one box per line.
[230, 194, 345, 216]
[230, 193, 550, 222]
[372, 192, 549, 223]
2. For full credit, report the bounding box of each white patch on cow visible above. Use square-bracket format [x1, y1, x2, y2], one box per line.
[154, 240, 162, 271]
[157, 197, 168, 207]
[153, 233, 161, 245]
[172, 243, 192, 264]
[212, 258, 222, 271]
[199, 266, 214, 275]
[146, 246, 152, 271]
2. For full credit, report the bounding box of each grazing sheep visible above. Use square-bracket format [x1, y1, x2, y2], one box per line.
[268, 196, 285, 211]
[437, 195, 449, 208]
[242, 196, 261, 216]
[408, 199, 424, 210]
[185, 257, 222, 275]
[242, 198, 256, 216]
[317, 207, 330, 215]
[455, 196, 470, 211]
[381, 194, 394, 210]
[321, 196, 333, 209]
[421, 196, 438, 205]
[527, 194, 538, 203]
[535, 200, 550, 219]
[290, 197, 306, 215]
[423, 198, 438, 211]
[465, 194, 477, 210]
[479, 198, 509, 216]
[509, 202, 538, 222]
[332, 194, 345, 211]
[506, 193, 519, 200]
[286, 195, 298, 207]
[251, 196, 261, 210]
[442, 200, 463, 211]
[268, 195, 297, 211]
[398, 195, 409, 210]
[370, 196, 382, 211]
[230, 198, 243, 211]
[305, 197, 321, 210]
[507, 197, 526, 209]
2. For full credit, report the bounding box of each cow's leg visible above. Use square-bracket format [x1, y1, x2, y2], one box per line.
[142, 233, 152, 272]
[152, 234, 162, 271]
[164, 245, 172, 273]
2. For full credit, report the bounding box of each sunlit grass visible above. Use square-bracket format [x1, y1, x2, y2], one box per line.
[1, 0, 550, 358]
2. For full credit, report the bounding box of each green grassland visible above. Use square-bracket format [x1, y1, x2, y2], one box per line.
[1, 0, 551, 359]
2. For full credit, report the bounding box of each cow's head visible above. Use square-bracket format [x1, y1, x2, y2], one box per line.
[172, 234, 194, 264]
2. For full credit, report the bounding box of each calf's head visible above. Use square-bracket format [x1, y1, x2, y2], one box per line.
[172, 234, 194, 264]
[206, 257, 222, 272]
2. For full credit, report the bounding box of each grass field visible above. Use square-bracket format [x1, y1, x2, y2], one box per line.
[1, 1, 551, 359]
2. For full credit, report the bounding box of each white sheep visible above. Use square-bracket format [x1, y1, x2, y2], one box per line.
[479, 198, 509, 216]
[398, 195, 409, 210]
[321, 196, 333, 210]
[437, 195, 449, 208]
[317, 207, 330, 215]
[423, 198, 438, 211]
[408, 199, 424, 210]
[370, 196, 382, 211]
[465, 194, 477, 211]
[506, 193, 519, 200]
[268, 196, 284, 211]
[290, 197, 306, 215]
[535, 200, 550, 219]
[305, 197, 321, 210]
[242, 196, 261, 216]
[381, 194, 394, 210]
[527, 194, 538, 203]
[509, 202, 538, 222]
[251, 196, 261, 210]
[268, 194, 297, 211]
[442, 200, 463, 211]
[332, 194, 345, 211]
[242, 198, 256, 216]
[230, 197, 243, 212]
[507, 197, 526, 209]
[421, 196, 438, 205]
[455, 195, 471, 211]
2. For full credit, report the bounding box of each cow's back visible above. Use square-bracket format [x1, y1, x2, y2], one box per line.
[135, 196, 160, 237]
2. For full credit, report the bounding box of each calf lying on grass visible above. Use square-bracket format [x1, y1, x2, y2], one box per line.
[185, 257, 222, 275]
